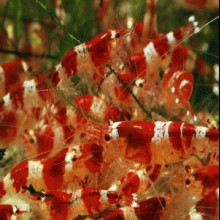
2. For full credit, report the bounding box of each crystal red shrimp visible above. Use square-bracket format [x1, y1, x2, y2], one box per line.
[99, 197, 166, 220]
[124, 18, 199, 80]
[26, 187, 135, 220]
[51, 29, 128, 87]
[0, 73, 52, 143]
[0, 142, 105, 199]
[105, 121, 219, 164]
[0, 59, 30, 99]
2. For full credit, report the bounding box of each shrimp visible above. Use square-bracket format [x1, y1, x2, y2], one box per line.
[26, 187, 135, 220]
[106, 121, 219, 164]
[124, 18, 199, 81]
[51, 29, 128, 88]
[0, 142, 105, 199]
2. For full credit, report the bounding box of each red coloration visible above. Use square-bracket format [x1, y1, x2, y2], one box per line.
[75, 94, 93, 113]
[146, 164, 162, 182]
[134, 21, 144, 37]
[43, 148, 68, 189]
[50, 70, 61, 86]
[181, 123, 195, 151]
[168, 122, 184, 153]
[0, 112, 17, 142]
[32, 107, 41, 120]
[125, 52, 147, 78]
[88, 31, 112, 67]
[10, 161, 28, 193]
[82, 188, 102, 214]
[153, 34, 170, 58]
[206, 128, 219, 142]
[11, 83, 24, 109]
[0, 31, 7, 48]
[0, 204, 14, 220]
[162, 69, 195, 115]
[196, 56, 211, 75]
[171, 46, 189, 70]
[102, 197, 166, 220]
[102, 209, 124, 220]
[114, 73, 135, 101]
[37, 128, 54, 159]
[107, 191, 119, 205]
[121, 171, 140, 195]
[194, 165, 219, 194]
[97, 0, 110, 23]
[1, 59, 27, 92]
[54, 105, 67, 125]
[61, 48, 77, 77]
[63, 125, 75, 144]
[136, 197, 166, 220]
[0, 181, 6, 198]
[104, 106, 124, 122]
[36, 72, 53, 102]
[116, 121, 154, 164]
[47, 190, 71, 220]
[81, 143, 104, 173]
[196, 190, 218, 216]
[185, 0, 207, 9]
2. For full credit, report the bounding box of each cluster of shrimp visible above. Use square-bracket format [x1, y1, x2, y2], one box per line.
[0, 0, 219, 219]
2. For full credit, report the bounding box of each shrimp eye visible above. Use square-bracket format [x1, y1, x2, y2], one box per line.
[115, 32, 121, 38]
[185, 179, 191, 185]
[104, 134, 111, 142]
[30, 138, 35, 144]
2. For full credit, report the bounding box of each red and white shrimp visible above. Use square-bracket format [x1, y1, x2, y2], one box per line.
[25, 187, 136, 220]
[124, 18, 199, 81]
[105, 121, 219, 164]
[0, 72, 53, 144]
[0, 142, 105, 199]
[51, 29, 128, 88]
